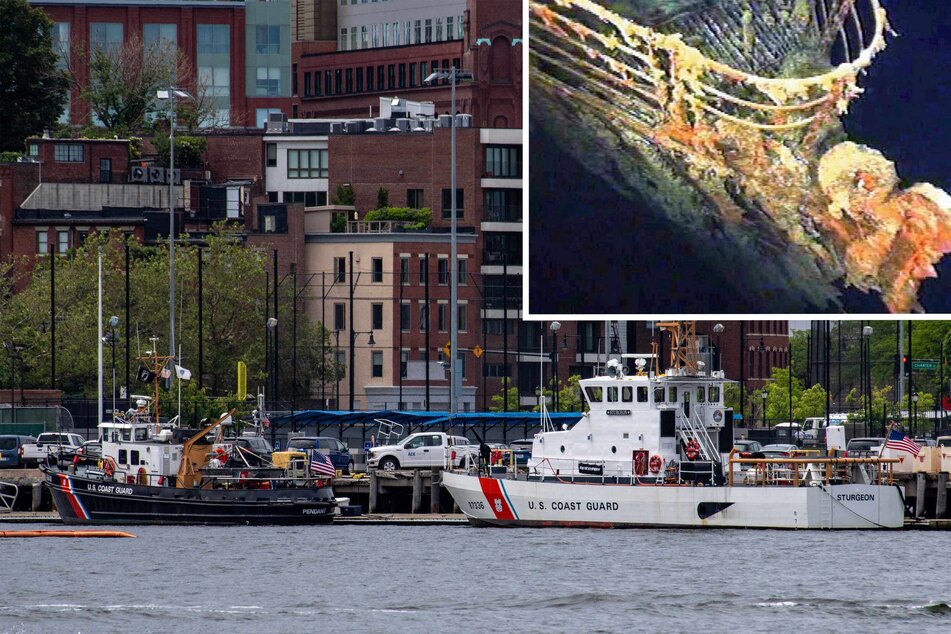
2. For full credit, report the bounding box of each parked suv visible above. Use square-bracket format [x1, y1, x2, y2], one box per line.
[0, 435, 36, 469]
[845, 437, 885, 457]
[286, 436, 354, 474]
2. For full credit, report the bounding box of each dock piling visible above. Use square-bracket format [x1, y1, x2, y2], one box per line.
[412, 469, 423, 513]
[916, 473, 927, 518]
[430, 468, 441, 513]
[937, 473, 948, 518]
[368, 471, 378, 514]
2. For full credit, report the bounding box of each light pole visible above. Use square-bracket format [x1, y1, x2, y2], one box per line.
[713, 323, 724, 372]
[550, 321, 561, 411]
[425, 66, 472, 416]
[156, 88, 192, 376]
[862, 325, 873, 436]
[103, 315, 119, 416]
[348, 330, 375, 410]
[761, 388, 768, 430]
[913, 392, 919, 436]
[266, 316, 277, 410]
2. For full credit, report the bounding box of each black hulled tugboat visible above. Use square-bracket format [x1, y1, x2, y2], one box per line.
[42, 352, 336, 525]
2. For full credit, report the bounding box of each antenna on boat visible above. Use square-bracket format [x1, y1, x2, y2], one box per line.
[657, 321, 699, 375]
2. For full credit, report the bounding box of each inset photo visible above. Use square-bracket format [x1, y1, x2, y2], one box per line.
[528, 0, 951, 315]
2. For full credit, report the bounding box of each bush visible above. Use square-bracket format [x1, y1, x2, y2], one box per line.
[377, 186, 389, 208]
[330, 213, 347, 233]
[332, 184, 355, 206]
[153, 135, 207, 168]
[364, 206, 432, 230]
[0, 151, 22, 163]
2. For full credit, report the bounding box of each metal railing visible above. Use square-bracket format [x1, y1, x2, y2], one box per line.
[728, 449, 899, 487]
[0, 482, 18, 513]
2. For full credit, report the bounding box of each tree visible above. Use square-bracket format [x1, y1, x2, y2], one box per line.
[0, 0, 68, 150]
[332, 184, 356, 206]
[797, 383, 828, 418]
[376, 187, 389, 209]
[489, 378, 520, 412]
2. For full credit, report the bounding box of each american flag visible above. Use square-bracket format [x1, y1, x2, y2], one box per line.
[310, 451, 337, 477]
[886, 429, 922, 456]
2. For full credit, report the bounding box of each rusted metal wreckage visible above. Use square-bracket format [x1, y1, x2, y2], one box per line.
[531, 0, 951, 312]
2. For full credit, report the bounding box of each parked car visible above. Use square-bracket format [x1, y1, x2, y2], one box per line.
[914, 438, 937, 448]
[19, 432, 85, 467]
[845, 437, 885, 457]
[0, 435, 36, 469]
[733, 440, 764, 457]
[760, 444, 798, 458]
[508, 438, 534, 466]
[231, 436, 274, 467]
[368, 432, 478, 470]
[286, 436, 354, 474]
[76, 440, 102, 459]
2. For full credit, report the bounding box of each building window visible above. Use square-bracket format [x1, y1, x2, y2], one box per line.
[456, 352, 466, 379]
[437, 257, 449, 285]
[458, 258, 467, 285]
[437, 302, 448, 332]
[424, 18, 432, 42]
[387, 64, 395, 89]
[485, 146, 522, 178]
[95, 159, 111, 184]
[400, 350, 408, 378]
[36, 231, 49, 255]
[54, 144, 83, 162]
[435, 17, 443, 41]
[393, 22, 400, 46]
[256, 25, 281, 54]
[334, 257, 346, 283]
[457, 15, 464, 39]
[57, 231, 69, 254]
[356, 67, 364, 92]
[418, 302, 429, 332]
[266, 144, 277, 167]
[304, 72, 311, 97]
[372, 351, 383, 378]
[458, 303, 468, 332]
[407, 189, 424, 209]
[197, 24, 229, 54]
[361, 25, 368, 48]
[340, 28, 347, 50]
[400, 302, 411, 331]
[333, 303, 346, 331]
[287, 149, 328, 178]
[441, 189, 464, 219]
[345, 68, 353, 93]
[414, 20, 421, 44]
[144, 23, 176, 51]
[90, 22, 122, 53]
[371, 303, 383, 330]
[256, 67, 281, 96]
[447, 17, 454, 41]
[350, 29, 357, 50]
[255, 108, 281, 128]
[484, 189, 522, 222]
[383, 23, 389, 47]
[418, 257, 427, 285]
[377, 66, 385, 91]
[409, 62, 417, 87]
[372, 24, 379, 48]
[371, 257, 383, 282]
[198, 66, 230, 98]
[398, 63, 406, 89]
[366, 65, 374, 91]
[400, 256, 410, 285]
[334, 69, 342, 94]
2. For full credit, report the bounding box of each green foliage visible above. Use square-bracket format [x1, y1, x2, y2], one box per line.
[489, 378, 520, 412]
[376, 187, 389, 209]
[0, 0, 68, 151]
[797, 383, 828, 418]
[331, 184, 355, 206]
[0, 226, 339, 422]
[330, 213, 347, 233]
[152, 135, 207, 169]
[363, 207, 432, 230]
[0, 151, 22, 162]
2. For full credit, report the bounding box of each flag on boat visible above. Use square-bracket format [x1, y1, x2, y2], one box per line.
[175, 365, 192, 380]
[885, 429, 921, 456]
[160, 368, 171, 379]
[310, 451, 336, 476]
[136, 365, 155, 384]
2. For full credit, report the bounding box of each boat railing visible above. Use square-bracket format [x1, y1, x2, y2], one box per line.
[0, 481, 18, 513]
[727, 449, 900, 487]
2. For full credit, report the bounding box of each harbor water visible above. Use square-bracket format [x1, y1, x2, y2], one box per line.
[3, 524, 950, 633]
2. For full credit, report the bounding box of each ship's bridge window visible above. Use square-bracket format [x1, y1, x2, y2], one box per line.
[668, 386, 678, 403]
[121, 428, 132, 441]
[111, 430, 120, 442]
[653, 386, 664, 404]
[622, 386, 633, 402]
[118, 449, 128, 465]
[134, 427, 148, 441]
[637, 386, 648, 403]
[709, 386, 720, 403]
[131, 450, 140, 465]
[607, 387, 618, 403]
[697, 387, 705, 403]
[584, 386, 603, 403]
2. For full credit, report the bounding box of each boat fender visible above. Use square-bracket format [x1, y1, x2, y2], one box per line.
[649, 455, 663, 474]
[685, 439, 700, 461]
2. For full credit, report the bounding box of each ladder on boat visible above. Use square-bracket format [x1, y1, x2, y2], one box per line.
[677, 410, 720, 462]
[374, 419, 404, 446]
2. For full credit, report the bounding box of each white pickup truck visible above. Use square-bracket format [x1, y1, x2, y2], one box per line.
[368, 432, 479, 471]
[20, 432, 85, 467]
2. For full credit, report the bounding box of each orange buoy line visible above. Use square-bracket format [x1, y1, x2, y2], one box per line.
[0, 530, 136, 538]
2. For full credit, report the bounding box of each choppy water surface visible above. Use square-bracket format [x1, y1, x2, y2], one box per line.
[2, 524, 950, 633]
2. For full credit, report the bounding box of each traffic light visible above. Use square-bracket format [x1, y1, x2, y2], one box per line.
[902, 355, 911, 375]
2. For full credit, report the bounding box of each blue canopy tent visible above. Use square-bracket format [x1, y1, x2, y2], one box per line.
[269, 410, 584, 447]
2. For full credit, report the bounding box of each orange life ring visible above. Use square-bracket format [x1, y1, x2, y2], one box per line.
[649, 455, 663, 474]
[685, 439, 700, 461]
[103, 458, 116, 478]
[137, 467, 148, 486]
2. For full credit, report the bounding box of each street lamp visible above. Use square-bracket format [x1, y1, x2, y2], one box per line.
[862, 325, 873, 436]
[156, 88, 192, 375]
[761, 388, 768, 429]
[912, 392, 919, 436]
[425, 66, 472, 417]
[713, 323, 724, 372]
[348, 329, 376, 411]
[102, 315, 119, 416]
[550, 321, 562, 411]
[266, 317, 277, 414]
